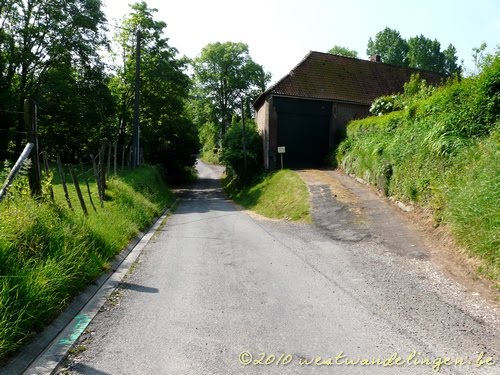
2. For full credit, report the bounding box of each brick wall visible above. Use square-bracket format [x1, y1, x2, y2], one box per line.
[329, 102, 370, 149]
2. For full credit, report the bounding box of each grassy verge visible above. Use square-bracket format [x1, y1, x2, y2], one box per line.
[0, 165, 174, 362]
[335, 58, 499, 284]
[200, 150, 220, 165]
[223, 170, 311, 222]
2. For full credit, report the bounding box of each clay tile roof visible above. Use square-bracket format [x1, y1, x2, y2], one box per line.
[254, 51, 446, 109]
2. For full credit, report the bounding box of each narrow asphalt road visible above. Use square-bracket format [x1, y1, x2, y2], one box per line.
[59, 161, 499, 375]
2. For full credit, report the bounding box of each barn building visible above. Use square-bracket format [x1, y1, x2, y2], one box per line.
[253, 51, 445, 169]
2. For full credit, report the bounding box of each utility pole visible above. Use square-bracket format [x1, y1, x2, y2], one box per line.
[24, 99, 41, 197]
[132, 28, 141, 168]
[241, 98, 247, 173]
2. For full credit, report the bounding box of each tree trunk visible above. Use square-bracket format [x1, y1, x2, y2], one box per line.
[0, 111, 10, 160]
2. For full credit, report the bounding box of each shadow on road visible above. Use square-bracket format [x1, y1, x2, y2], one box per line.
[171, 161, 238, 215]
[120, 282, 159, 294]
[63, 363, 111, 374]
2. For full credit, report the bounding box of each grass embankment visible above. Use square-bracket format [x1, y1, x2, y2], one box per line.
[0, 165, 174, 362]
[336, 58, 500, 283]
[224, 170, 311, 222]
[200, 150, 220, 165]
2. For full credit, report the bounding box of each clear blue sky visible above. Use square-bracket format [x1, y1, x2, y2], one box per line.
[104, 0, 500, 83]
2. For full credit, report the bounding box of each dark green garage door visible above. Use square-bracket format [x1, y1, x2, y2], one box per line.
[274, 97, 331, 169]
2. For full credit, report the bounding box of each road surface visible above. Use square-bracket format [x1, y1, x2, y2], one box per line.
[58, 161, 499, 374]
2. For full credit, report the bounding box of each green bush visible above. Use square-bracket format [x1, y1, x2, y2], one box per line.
[475, 56, 500, 125]
[221, 119, 263, 184]
[369, 74, 436, 116]
[143, 117, 200, 182]
[199, 121, 221, 164]
[370, 95, 398, 116]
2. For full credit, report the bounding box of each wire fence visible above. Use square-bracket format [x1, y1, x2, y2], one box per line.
[0, 100, 144, 215]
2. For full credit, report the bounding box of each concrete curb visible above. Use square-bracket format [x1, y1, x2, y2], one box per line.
[1, 205, 174, 375]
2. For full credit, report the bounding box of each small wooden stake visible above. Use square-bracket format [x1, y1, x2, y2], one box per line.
[98, 140, 106, 193]
[57, 155, 72, 210]
[41, 151, 54, 201]
[107, 142, 112, 177]
[68, 164, 88, 216]
[121, 145, 126, 169]
[114, 142, 117, 175]
[79, 158, 97, 213]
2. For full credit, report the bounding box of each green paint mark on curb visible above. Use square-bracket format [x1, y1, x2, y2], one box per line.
[58, 315, 91, 346]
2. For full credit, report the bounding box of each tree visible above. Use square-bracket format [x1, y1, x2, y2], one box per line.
[407, 35, 444, 72]
[221, 117, 262, 183]
[112, 2, 199, 179]
[192, 42, 271, 142]
[2, 0, 109, 153]
[186, 96, 220, 163]
[472, 42, 488, 71]
[367, 27, 408, 66]
[328, 45, 358, 58]
[37, 58, 116, 160]
[367, 27, 461, 75]
[0, 1, 17, 159]
[443, 44, 460, 75]
[407, 36, 461, 75]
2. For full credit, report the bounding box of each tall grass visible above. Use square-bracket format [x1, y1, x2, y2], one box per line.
[224, 170, 311, 222]
[0, 165, 174, 362]
[336, 57, 500, 282]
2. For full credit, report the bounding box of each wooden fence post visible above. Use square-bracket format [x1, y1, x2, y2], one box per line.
[68, 164, 88, 216]
[91, 154, 103, 208]
[80, 157, 97, 212]
[56, 155, 72, 210]
[98, 140, 106, 192]
[90, 154, 98, 179]
[107, 142, 111, 178]
[121, 145, 126, 169]
[41, 151, 54, 201]
[24, 99, 41, 197]
[114, 142, 117, 175]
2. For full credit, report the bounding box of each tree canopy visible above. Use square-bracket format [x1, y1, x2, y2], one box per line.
[112, 1, 198, 178]
[327, 45, 358, 58]
[192, 42, 271, 140]
[367, 27, 461, 75]
[0, 0, 199, 179]
[367, 27, 408, 66]
[0, 0, 111, 159]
